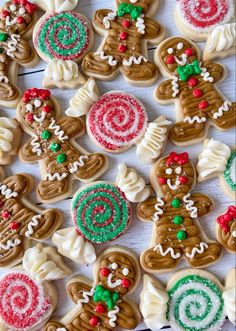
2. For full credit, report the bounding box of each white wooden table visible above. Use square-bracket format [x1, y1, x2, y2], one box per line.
[0, 0, 235, 330]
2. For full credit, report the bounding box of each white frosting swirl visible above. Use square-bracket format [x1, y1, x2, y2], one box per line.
[223, 269, 236, 325]
[0, 118, 17, 153]
[140, 275, 169, 331]
[33, 0, 78, 12]
[52, 227, 96, 265]
[44, 60, 79, 82]
[206, 23, 236, 52]
[197, 139, 231, 181]
[137, 117, 172, 164]
[116, 163, 150, 202]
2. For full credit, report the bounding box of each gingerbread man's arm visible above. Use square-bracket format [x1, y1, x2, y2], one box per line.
[137, 197, 157, 222]
[116, 300, 141, 330]
[20, 139, 44, 163]
[67, 276, 93, 305]
[144, 18, 164, 41]
[202, 60, 225, 83]
[57, 116, 85, 139]
[93, 9, 113, 32]
[190, 193, 214, 217]
[155, 77, 184, 102]
[2, 174, 34, 197]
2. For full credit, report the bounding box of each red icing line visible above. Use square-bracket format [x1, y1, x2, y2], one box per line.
[217, 206, 236, 233]
[87, 92, 148, 151]
[166, 152, 189, 166]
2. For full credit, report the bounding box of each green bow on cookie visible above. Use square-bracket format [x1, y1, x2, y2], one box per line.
[93, 285, 120, 310]
[177, 60, 201, 81]
[117, 3, 143, 20]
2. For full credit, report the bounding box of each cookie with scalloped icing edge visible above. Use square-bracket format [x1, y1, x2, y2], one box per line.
[216, 206, 236, 253]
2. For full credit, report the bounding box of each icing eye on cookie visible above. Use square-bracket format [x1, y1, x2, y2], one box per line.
[175, 167, 182, 174]
[177, 42, 184, 50]
[167, 48, 174, 54]
[122, 267, 130, 276]
[111, 263, 118, 270]
[166, 168, 173, 175]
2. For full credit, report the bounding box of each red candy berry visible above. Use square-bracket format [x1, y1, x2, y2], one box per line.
[193, 89, 203, 98]
[2, 211, 11, 219]
[188, 78, 198, 87]
[26, 113, 34, 122]
[185, 48, 194, 56]
[119, 31, 128, 40]
[118, 44, 127, 53]
[42, 105, 52, 113]
[100, 268, 110, 277]
[2, 9, 10, 17]
[90, 316, 99, 327]
[159, 177, 167, 185]
[179, 176, 188, 184]
[165, 55, 175, 64]
[96, 304, 106, 314]
[122, 19, 130, 28]
[121, 278, 130, 289]
[9, 222, 20, 230]
[198, 101, 209, 109]
[17, 16, 25, 24]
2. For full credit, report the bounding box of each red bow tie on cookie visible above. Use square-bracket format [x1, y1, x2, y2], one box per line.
[166, 152, 189, 166]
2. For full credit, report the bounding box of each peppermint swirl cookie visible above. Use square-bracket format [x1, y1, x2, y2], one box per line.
[72, 182, 131, 244]
[87, 92, 148, 153]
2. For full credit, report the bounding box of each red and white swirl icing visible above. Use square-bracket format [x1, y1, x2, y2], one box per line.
[0, 271, 52, 330]
[177, 0, 234, 31]
[87, 92, 148, 152]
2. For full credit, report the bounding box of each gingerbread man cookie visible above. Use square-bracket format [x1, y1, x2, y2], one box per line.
[216, 206, 236, 253]
[33, 0, 91, 89]
[137, 151, 222, 273]
[82, 0, 165, 86]
[197, 138, 236, 200]
[52, 163, 150, 265]
[16, 88, 108, 203]
[0, 0, 39, 108]
[0, 244, 71, 331]
[0, 166, 62, 268]
[154, 37, 236, 146]
[140, 268, 236, 331]
[0, 117, 22, 165]
[45, 246, 141, 331]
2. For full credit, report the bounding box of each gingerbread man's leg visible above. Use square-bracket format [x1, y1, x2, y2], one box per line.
[45, 321, 66, 331]
[121, 57, 157, 84]
[207, 101, 236, 130]
[170, 120, 207, 145]
[37, 178, 69, 202]
[73, 153, 107, 182]
[184, 242, 222, 268]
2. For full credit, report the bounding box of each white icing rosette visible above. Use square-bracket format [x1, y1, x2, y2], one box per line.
[32, 0, 78, 12]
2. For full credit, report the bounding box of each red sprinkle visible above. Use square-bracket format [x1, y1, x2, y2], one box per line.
[2, 9, 10, 17]
[90, 316, 99, 327]
[193, 89, 203, 98]
[198, 101, 209, 109]
[121, 278, 130, 289]
[119, 31, 128, 40]
[26, 113, 34, 122]
[121, 19, 130, 28]
[165, 55, 175, 64]
[118, 44, 127, 53]
[188, 78, 198, 87]
[2, 211, 11, 219]
[159, 177, 167, 185]
[17, 16, 25, 24]
[185, 48, 194, 56]
[42, 105, 52, 113]
[9, 222, 20, 230]
[95, 304, 106, 314]
[179, 176, 188, 184]
[100, 268, 110, 277]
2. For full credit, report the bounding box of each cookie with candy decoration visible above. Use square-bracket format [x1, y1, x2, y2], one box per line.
[0, 0, 39, 108]
[52, 163, 150, 265]
[0, 166, 62, 269]
[45, 246, 141, 331]
[174, 0, 235, 42]
[136, 151, 222, 273]
[33, 0, 92, 89]
[66, 79, 172, 160]
[140, 268, 236, 331]
[0, 117, 22, 165]
[216, 206, 236, 253]
[82, 0, 166, 86]
[154, 36, 236, 146]
[16, 87, 108, 203]
[197, 138, 236, 200]
[0, 243, 71, 331]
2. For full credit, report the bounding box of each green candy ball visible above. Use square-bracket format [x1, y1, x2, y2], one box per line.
[57, 153, 67, 164]
[42, 130, 52, 140]
[172, 198, 181, 208]
[0, 33, 8, 42]
[173, 215, 183, 225]
[176, 230, 187, 241]
[50, 142, 61, 152]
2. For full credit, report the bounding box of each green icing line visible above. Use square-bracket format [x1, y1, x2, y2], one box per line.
[224, 151, 236, 191]
[167, 275, 224, 331]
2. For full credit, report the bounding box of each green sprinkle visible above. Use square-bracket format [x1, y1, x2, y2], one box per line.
[57, 153, 67, 163]
[42, 130, 52, 140]
[172, 198, 181, 208]
[50, 142, 61, 152]
[173, 215, 183, 225]
[176, 230, 187, 241]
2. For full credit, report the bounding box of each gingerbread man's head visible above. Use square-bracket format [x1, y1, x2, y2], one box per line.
[115, 0, 158, 15]
[95, 247, 140, 296]
[152, 152, 196, 197]
[17, 88, 59, 132]
[157, 37, 200, 75]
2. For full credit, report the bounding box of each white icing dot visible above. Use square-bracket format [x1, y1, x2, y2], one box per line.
[122, 268, 129, 276]
[177, 43, 184, 50]
[232, 231, 236, 238]
[166, 168, 173, 175]
[167, 48, 174, 54]
[26, 103, 33, 111]
[10, 4, 16, 11]
[111, 263, 118, 270]
[34, 99, 42, 108]
[19, 7, 26, 15]
[175, 167, 182, 175]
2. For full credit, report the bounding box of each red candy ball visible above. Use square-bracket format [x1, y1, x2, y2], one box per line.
[122, 19, 130, 28]
[2, 9, 10, 17]
[185, 48, 194, 56]
[179, 176, 188, 184]
[100, 268, 110, 277]
[120, 31, 128, 40]
[122, 278, 130, 289]
[2, 211, 11, 219]
[96, 304, 106, 314]
[42, 105, 52, 113]
[198, 101, 209, 109]
[9, 222, 20, 230]
[188, 78, 198, 87]
[193, 89, 203, 98]
[26, 113, 34, 122]
[118, 44, 127, 53]
[17, 16, 25, 24]
[90, 316, 99, 327]
[159, 177, 167, 185]
[165, 55, 175, 64]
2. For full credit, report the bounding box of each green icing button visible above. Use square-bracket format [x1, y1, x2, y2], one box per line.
[57, 153, 67, 163]
[0, 33, 8, 42]
[42, 130, 52, 140]
[172, 198, 181, 208]
[176, 230, 187, 241]
[173, 215, 183, 225]
[50, 142, 61, 152]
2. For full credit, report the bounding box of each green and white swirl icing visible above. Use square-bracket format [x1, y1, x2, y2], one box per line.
[224, 151, 236, 192]
[167, 275, 225, 331]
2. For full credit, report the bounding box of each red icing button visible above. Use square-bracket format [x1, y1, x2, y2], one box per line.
[118, 44, 127, 53]
[121, 19, 130, 28]
[26, 113, 34, 122]
[100, 268, 110, 277]
[179, 176, 188, 184]
[42, 105, 52, 113]
[159, 177, 167, 185]
[185, 48, 194, 56]
[165, 55, 175, 64]
[96, 304, 106, 314]
[122, 278, 130, 289]
[120, 31, 128, 40]
[90, 316, 99, 327]
[193, 89, 203, 98]
[188, 78, 198, 87]
[9, 222, 20, 230]
[17, 16, 25, 24]
[2, 211, 11, 219]
[198, 101, 209, 109]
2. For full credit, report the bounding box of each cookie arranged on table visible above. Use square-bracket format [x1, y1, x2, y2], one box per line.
[0, 117, 22, 165]
[16, 88, 108, 203]
[82, 0, 165, 86]
[66, 79, 171, 160]
[52, 163, 150, 264]
[216, 206, 236, 253]
[137, 151, 222, 273]
[197, 138, 236, 200]
[154, 36, 236, 146]
[33, 0, 92, 89]
[174, 0, 235, 42]
[0, 244, 71, 331]
[140, 268, 236, 331]
[0, 166, 62, 268]
[0, 0, 39, 108]
[45, 246, 141, 331]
